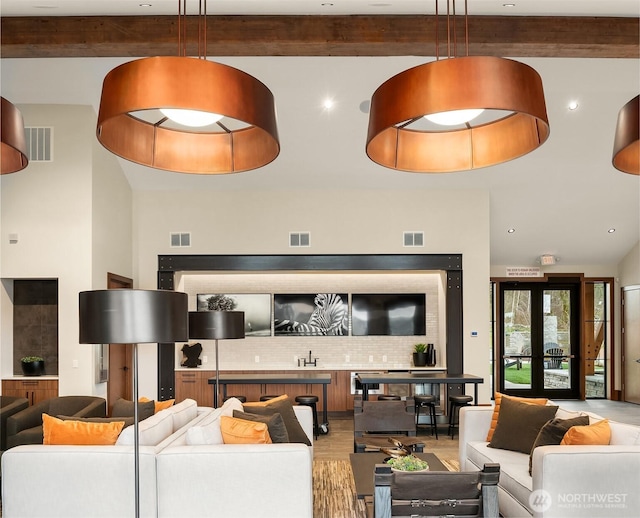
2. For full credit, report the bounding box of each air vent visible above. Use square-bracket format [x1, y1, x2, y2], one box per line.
[403, 231, 424, 247]
[290, 232, 310, 247]
[24, 127, 53, 161]
[170, 232, 191, 247]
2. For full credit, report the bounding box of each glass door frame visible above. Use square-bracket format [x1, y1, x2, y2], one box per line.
[497, 280, 581, 399]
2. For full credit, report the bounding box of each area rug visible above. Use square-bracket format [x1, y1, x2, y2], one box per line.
[312, 457, 459, 518]
[313, 460, 367, 518]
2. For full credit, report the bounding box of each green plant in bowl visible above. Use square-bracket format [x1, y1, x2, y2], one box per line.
[386, 455, 429, 472]
[413, 343, 427, 353]
[21, 356, 44, 363]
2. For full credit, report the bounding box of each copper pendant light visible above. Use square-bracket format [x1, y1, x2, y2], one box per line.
[612, 95, 639, 175]
[366, 0, 549, 173]
[96, 0, 279, 174]
[1, 97, 29, 174]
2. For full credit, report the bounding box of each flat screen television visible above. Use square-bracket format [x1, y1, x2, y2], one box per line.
[351, 293, 426, 336]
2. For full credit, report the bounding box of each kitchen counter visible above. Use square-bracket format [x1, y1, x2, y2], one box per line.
[175, 365, 446, 372]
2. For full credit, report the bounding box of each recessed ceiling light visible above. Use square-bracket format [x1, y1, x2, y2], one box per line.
[323, 98, 335, 111]
[568, 100, 579, 111]
[608, 228, 616, 233]
[321, 2, 334, 6]
[139, 3, 153, 6]
[507, 228, 516, 234]
[503, 3, 516, 7]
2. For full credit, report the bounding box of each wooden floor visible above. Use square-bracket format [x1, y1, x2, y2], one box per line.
[313, 415, 460, 463]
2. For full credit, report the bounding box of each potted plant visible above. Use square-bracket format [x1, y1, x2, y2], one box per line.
[386, 455, 429, 472]
[21, 356, 45, 376]
[413, 343, 428, 367]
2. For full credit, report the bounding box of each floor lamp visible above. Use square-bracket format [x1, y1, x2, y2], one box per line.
[79, 289, 188, 518]
[188, 311, 245, 408]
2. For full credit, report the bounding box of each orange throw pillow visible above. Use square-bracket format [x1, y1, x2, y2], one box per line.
[43, 414, 125, 445]
[486, 393, 549, 441]
[220, 416, 272, 444]
[560, 419, 611, 445]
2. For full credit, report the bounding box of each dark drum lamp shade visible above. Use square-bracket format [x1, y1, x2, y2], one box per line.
[189, 311, 244, 408]
[189, 310, 245, 341]
[78, 288, 187, 518]
[79, 289, 188, 344]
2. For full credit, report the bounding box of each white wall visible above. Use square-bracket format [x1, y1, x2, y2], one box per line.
[0, 104, 132, 396]
[619, 241, 640, 288]
[133, 188, 492, 402]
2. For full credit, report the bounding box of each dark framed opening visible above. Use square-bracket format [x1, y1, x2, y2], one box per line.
[156, 254, 464, 400]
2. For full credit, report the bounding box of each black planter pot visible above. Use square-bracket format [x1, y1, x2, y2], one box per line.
[21, 360, 45, 376]
[413, 352, 428, 367]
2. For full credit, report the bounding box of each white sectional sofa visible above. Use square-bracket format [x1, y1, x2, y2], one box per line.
[459, 404, 640, 518]
[1, 397, 314, 518]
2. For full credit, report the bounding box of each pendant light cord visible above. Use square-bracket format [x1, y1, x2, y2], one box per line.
[435, 0, 470, 60]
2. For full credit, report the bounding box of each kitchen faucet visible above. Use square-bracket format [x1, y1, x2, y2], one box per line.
[298, 350, 318, 367]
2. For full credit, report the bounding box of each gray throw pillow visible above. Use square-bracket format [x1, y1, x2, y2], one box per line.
[242, 396, 311, 446]
[528, 415, 589, 474]
[488, 397, 558, 454]
[111, 399, 155, 421]
[232, 410, 290, 443]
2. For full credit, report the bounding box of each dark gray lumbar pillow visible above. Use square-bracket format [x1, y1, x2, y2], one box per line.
[528, 415, 590, 474]
[233, 410, 290, 443]
[488, 396, 558, 454]
[111, 399, 155, 422]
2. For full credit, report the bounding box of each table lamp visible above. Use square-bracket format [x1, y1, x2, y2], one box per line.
[79, 289, 188, 518]
[188, 311, 245, 407]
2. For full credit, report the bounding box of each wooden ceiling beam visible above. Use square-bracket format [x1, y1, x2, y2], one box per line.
[1, 15, 638, 59]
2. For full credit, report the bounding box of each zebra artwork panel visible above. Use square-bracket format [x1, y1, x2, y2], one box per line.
[274, 293, 349, 336]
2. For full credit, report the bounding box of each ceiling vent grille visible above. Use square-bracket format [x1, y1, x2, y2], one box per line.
[170, 232, 191, 247]
[290, 232, 310, 247]
[403, 231, 424, 247]
[25, 127, 53, 162]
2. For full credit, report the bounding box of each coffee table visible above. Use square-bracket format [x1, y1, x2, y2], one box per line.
[349, 452, 449, 499]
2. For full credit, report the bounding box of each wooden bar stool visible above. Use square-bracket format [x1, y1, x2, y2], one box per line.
[414, 394, 438, 439]
[448, 394, 473, 439]
[377, 395, 401, 401]
[259, 395, 280, 401]
[295, 395, 320, 439]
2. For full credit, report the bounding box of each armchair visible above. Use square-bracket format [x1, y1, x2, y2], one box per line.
[0, 396, 29, 451]
[370, 462, 500, 518]
[6, 396, 106, 448]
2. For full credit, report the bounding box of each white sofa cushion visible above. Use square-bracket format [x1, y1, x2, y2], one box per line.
[169, 398, 198, 432]
[468, 441, 533, 514]
[116, 409, 174, 446]
[610, 421, 640, 445]
[186, 397, 244, 445]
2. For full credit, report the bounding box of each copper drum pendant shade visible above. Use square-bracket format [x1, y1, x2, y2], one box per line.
[612, 95, 639, 175]
[96, 56, 279, 174]
[366, 56, 550, 173]
[1, 97, 29, 174]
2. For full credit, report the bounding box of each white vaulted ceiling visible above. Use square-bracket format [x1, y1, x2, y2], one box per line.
[1, 1, 639, 267]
